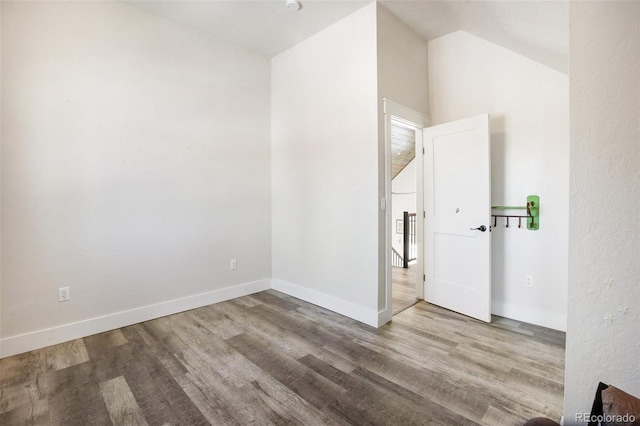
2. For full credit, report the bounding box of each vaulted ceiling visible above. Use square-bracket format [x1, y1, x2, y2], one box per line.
[126, 0, 569, 74]
[382, 0, 568, 73]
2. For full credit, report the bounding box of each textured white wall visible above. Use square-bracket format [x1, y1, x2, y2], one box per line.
[428, 31, 569, 331]
[271, 4, 380, 322]
[1, 1, 271, 351]
[564, 1, 640, 419]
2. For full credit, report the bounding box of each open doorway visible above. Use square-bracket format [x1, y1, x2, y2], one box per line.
[382, 99, 429, 325]
[390, 120, 420, 315]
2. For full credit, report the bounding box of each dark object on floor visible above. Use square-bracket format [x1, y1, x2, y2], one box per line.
[524, 382, 640, 426]
[523, 417, 560, 426]
[591, 382, 640, 426]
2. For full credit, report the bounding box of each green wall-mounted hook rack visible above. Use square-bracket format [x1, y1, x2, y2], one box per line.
[491, 195, 540, 230]
[527, 195, 539, 230]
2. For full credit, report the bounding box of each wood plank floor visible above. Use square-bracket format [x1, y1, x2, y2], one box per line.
[392, 265, 420, 315]
[0, 290, 565, 425]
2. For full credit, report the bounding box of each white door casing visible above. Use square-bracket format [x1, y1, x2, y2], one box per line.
[381, 99, 430, 326]
[423, 114, 491, 322]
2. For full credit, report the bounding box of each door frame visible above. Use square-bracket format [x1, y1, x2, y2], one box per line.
[381, 99, 430, 326]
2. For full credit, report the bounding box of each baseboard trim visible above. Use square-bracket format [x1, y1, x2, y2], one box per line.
[378, 306, 392, 327]
[2, 281, 565, 357]
[492, 301, 567, 332]
[0, 279, 271, 358]
[272, 279, 379, 327]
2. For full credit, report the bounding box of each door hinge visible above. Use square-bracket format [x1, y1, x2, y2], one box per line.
[423, 211, 426, 218]
[422, 147, 425, 155]
[423, 274, 426, 282]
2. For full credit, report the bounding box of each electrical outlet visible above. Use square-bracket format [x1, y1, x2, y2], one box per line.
[230, 259, 237, 270]
[525, 275, 534, 287]
[59, 287, 70, 302]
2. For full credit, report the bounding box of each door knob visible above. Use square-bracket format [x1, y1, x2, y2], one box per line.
[470, 225, 487, 232]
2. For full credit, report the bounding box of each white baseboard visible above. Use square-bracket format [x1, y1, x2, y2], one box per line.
[492, 300, 567, 332]
[271, 279, 379, 328]
[1, 280, 565, 358]
[0, 279, 271, 358]
[378, 306, 392, 327]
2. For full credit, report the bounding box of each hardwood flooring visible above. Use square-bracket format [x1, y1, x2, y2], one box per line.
[392, 265, 420, 315]
[0, 290, 565, 425]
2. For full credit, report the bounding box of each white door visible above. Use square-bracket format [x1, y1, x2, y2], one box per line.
[423, 114, 491, 322]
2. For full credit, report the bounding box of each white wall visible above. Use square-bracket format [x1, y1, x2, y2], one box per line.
[0, 1, 271, 356]
[564, 1, 640, 419]
[271, 3, 380, 325]
[376, 4, 430, 117]
[428, 31, 569, 331]
[391, 159, 416, 255]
